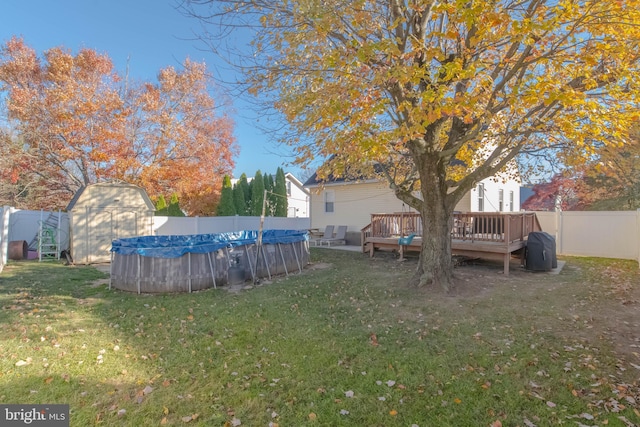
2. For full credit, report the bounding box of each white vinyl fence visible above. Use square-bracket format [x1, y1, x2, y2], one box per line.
[535, 210, 640, 264]
[0, 206, 11, 273]
[0, 208, 70, 269]
[152, 215, 311, 236]
[2, 207, 638, 269]
[0, 210, 309, 269]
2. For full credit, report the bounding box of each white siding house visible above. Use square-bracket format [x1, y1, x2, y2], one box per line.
[469, 178, 521, 213]
[285, 173, 310, 218]
[304, 174, 520, 244]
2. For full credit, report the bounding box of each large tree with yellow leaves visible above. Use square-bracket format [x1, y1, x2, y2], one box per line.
[185, 0, 640, 289]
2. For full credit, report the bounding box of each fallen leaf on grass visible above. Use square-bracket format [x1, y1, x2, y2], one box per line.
[15, 358, 32, 367]
[370, 333, 379, 346]
[491, 420, 502, 427]
[44, 376, 53, 384]
[182, 414, 199, 423]
[389, 410, 398, 416]
[308, 412, 317, 420]
[546, 401, 556, 408]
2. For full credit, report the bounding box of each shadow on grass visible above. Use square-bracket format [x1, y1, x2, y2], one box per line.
[0, 252, 639, 426]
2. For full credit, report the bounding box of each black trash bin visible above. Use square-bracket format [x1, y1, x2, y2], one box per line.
[525, 232, 557, 271]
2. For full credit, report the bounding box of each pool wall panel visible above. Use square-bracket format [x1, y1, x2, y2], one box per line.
[110, 235, 309, 293]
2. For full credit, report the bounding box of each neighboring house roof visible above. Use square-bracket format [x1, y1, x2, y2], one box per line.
[303, 166, 384, 188]
[285, 173, 311, 195]
[303, 157, 477, 188]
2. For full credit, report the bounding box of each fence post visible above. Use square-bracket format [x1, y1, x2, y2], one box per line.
[0, 206, 12, 271]
[555, 208, 563, 255]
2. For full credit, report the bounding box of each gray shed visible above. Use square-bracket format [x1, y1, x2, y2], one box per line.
[67, 182, 155, 264]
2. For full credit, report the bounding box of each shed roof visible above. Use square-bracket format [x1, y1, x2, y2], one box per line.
[66, 182, 155, 211]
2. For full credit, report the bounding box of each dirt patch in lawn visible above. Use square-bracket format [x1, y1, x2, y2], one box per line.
[394, 254, 640, 367]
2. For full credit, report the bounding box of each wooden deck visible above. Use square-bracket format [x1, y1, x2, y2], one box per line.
[361, 212, 541, 275]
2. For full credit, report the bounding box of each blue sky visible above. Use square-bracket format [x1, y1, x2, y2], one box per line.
[1, 0, 303, 179]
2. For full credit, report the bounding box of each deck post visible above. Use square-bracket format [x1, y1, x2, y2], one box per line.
[503, 252, 510, 276]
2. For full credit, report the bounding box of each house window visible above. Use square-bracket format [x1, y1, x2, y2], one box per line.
[286, 181, 292, 196]
[477, 184, 484, 212]
[509, 191, 514, 212]
[499, 189, 504, 211]
[324, 191, 335, 213]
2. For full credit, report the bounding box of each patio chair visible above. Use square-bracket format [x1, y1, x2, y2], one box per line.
[319, 225, 347, 246]
[312, 225, 334, 246]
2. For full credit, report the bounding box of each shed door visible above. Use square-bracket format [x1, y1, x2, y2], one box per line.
[90, 209, 113, 263]
[114, 210, 138, 239]
[88, 209, 140, 263]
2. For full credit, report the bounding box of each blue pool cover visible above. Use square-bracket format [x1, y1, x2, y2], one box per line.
[111, 229, 309, 258]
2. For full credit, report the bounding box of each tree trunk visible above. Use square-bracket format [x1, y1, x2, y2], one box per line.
[410, 152, 456, 291]
[413, 197, 454, 291]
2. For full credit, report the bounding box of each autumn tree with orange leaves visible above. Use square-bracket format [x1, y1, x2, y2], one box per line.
[185, 0, 640, 289]
[0, 37, 236, 215]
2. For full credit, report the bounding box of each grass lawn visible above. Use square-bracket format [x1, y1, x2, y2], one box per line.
[0, 249, 639, 426]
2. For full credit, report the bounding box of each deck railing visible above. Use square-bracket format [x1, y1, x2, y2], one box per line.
[361, 212, 541, 245]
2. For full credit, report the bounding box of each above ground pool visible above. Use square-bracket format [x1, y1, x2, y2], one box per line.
[109, 230, 310, 293]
